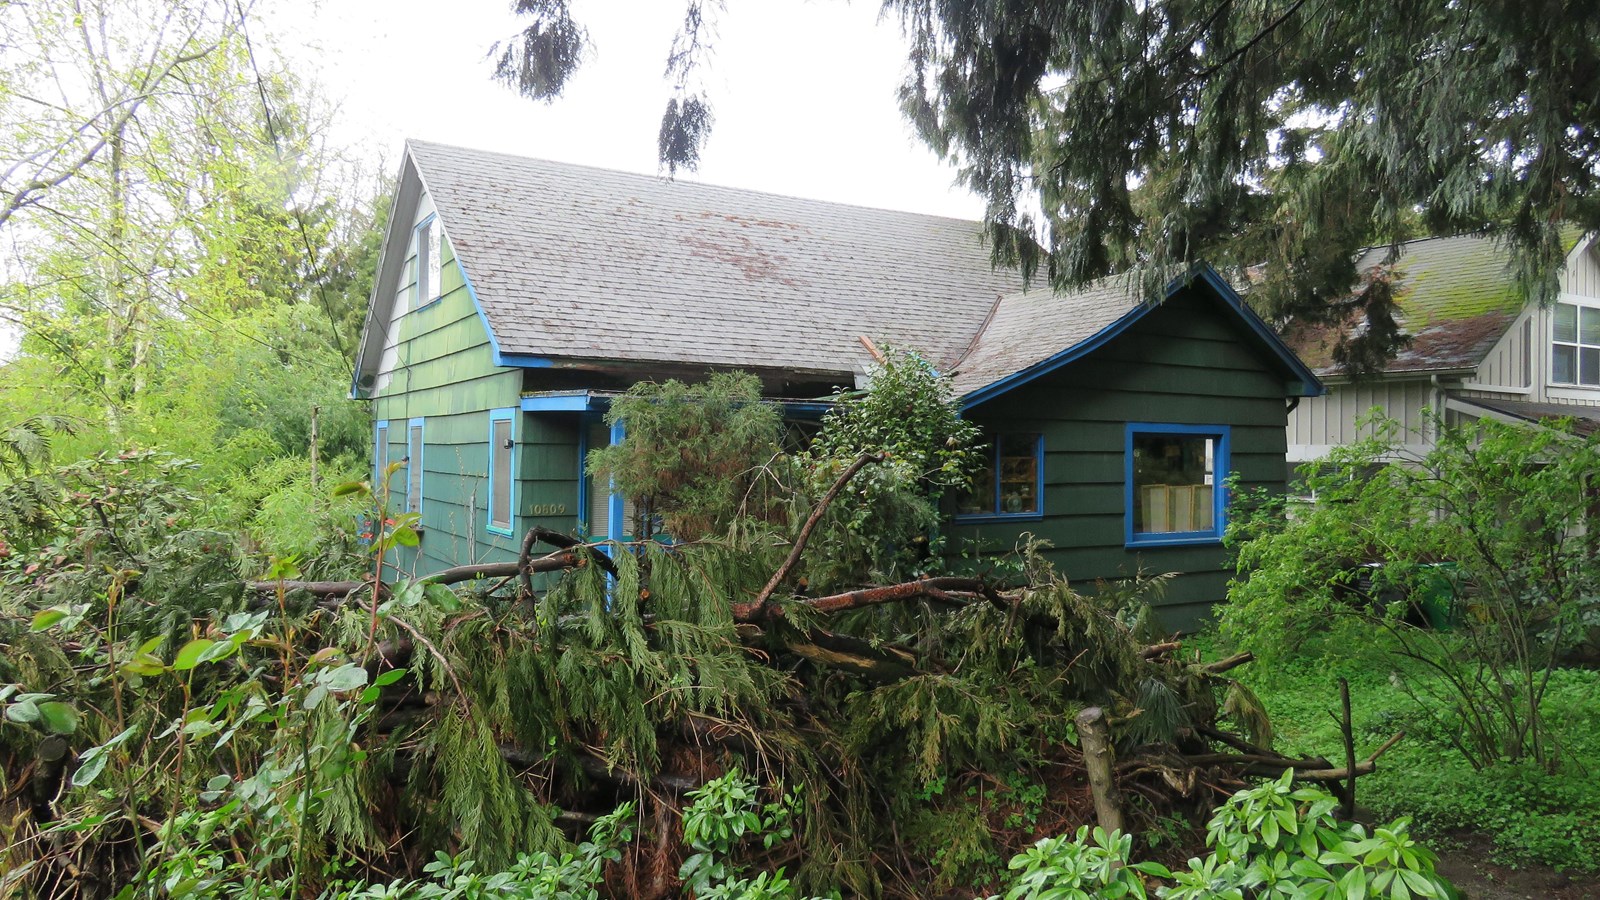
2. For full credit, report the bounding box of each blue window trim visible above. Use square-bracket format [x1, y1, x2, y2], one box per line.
[406, 417, 426, 519]
[607, 420, 627, 543]
[576, 418, 591, 535]
[573, 415, 628, 543]
[954, 432, 1045, 524]
[373, 419, 389, 490]
[412, 214, 443, 313]
[1124, 422, 1230, 548]
[485, 408, 516, 537]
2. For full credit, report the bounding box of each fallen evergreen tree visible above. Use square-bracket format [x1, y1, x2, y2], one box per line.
[0, 357, 1401, 898]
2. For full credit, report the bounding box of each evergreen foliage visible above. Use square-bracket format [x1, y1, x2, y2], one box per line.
[888, 0, 1599, 370]
[498, 1, 1596, 372]
[586, 373, 783, 538]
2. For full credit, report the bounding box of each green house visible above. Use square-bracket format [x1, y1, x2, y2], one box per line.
[351, 141, 1324, 629]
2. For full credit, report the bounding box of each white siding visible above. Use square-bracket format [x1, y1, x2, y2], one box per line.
[1287, 378, 1437, 461]
[1293, 239, 1600, 461]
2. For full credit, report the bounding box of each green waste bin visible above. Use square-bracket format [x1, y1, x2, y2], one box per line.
[1414, 562, 1459, 631]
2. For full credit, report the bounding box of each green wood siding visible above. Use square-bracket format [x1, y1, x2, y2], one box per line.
[370, 233, 529, 574]
[947, 287, 1291, 632]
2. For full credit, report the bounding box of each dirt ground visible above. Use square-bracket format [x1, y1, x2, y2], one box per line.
[1431, 833, 1600, 900]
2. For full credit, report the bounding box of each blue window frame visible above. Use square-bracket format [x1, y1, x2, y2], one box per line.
[405, 417, 426, 517]
[1125, 423, 1230, 547]
[374, 420, 389, 491]
[486, 408, 516, 536]
[955, 432, 1044, 522]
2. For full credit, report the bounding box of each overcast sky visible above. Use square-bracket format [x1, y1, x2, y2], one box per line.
[0, 1, 983, 359]
[265, 0, 984, 219]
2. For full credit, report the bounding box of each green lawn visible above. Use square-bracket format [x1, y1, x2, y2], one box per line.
[1193, 629, 1600, 874]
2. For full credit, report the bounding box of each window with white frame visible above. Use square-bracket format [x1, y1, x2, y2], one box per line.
[1552, 298, 1600, 387]
[374, 420, 389, 490]
[406, 418, 425, 516]
[487, 410, 515, 535]
[417, 218, 442, 308]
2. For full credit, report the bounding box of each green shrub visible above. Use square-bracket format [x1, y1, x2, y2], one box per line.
[1224, 415, 1600, 771]
[995, 773, 1457, 900]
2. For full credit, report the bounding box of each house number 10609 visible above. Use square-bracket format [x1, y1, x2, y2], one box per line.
[529, 504, 567, 516]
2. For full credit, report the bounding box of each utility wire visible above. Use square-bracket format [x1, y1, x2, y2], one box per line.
[233, 0, 354, 375]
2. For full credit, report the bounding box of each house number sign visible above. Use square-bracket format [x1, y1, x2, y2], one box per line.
[529, 504, 567, 516]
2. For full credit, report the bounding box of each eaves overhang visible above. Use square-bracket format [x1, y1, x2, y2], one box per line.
[959, 265, 1326, 411]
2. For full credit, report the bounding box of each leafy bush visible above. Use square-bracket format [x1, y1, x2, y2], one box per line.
[804, 345, 983, 583]
[994, 774, 1456, 900]
[1224, 415, 1600, 770]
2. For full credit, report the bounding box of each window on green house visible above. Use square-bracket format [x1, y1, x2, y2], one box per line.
[406, 418, 425, 516]
[487, 410, 514, 535]
[374, 420, 389, 491]
[417, 217, 442, 307]
[956, 432, 1043, 519]
[584, 420, 642, 538]
[1552, 299, 1600, 387]
[1126, 424, 1228, 546]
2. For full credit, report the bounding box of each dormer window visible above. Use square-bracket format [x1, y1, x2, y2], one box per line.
[1552, 298, 1600, 387]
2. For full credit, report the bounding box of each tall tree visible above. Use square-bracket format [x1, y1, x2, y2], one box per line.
[0, 0, 381, 451]
[493, 0, 1599, 370]
[0, 0, 238, 230]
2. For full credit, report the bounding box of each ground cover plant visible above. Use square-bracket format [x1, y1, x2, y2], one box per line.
[1202, 630, 1600, 875]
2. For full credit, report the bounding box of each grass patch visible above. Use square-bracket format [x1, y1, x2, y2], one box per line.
[1193, 629, 1600, 874]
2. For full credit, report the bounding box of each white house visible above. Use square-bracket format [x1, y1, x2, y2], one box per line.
[1285, 232, 1600, 466]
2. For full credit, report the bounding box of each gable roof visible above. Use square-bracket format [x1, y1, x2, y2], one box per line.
[952, 267, 1324, 406]
[387, 140, 1025, 379]
[356, 141, 1323, 404]
[1285, 231, 1590, 377]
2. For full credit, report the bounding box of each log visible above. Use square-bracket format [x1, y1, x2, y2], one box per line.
[245, 551, 587, 596]
[1141, 641, 1182, 659]
[734, 576, 987, 621]
[1201, 652, 1255, 675]
[1339, 677, 1357, 818]
[496, 744, 701, 795]
[1077, 706, 1124, 835]
[784, 628, 919, 682]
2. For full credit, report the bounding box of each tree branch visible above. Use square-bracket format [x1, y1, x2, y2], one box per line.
[749, 450, 884, 611]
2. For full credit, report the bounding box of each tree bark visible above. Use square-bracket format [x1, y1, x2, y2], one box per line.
[1077, 706, 1124, 835]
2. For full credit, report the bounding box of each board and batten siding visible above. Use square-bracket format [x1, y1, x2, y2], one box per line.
[371, 189, 543, 576]
[1289, 242, 1600, 462]
[947, 288, 1292, 632]
[1461, 242, 1600, 407]
[1285, 379, 1437, 463]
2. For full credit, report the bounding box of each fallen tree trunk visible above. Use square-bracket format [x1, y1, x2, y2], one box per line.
[245, 550, 590, 596]
[733, 576, 989, 621]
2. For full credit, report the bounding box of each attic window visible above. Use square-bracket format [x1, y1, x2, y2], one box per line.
[1552, 299, 1600, 387]
[416, 217, 442, 308]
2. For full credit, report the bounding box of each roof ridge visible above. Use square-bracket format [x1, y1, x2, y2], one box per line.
[403, 138, 986, 227]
